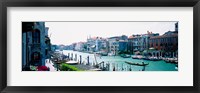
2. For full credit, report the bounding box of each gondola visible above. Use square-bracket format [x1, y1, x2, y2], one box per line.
[125, 61, 149, 66]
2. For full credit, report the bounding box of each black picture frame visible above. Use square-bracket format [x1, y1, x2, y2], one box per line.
[0, 0, 199, 93]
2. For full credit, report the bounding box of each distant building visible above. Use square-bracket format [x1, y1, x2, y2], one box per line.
[128, 36, 134, 54]
[74, 42, 86, 51]
[118, 40, 128, 52]
[128, 31, 159, 54]
[86, 36, 108, 52]
[51, 45, 57, 51]
[86, 37, 96, 52]
[108, 35, 128, 55]
[132, 34, 142, 51]
[100, 39, 109, 53]
[108, 37, 119, 55]
[58, 44, 66, 50]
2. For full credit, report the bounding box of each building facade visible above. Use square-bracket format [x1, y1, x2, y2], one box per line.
[22, 22, 51, 70]
[118, 40, 128, 53]
[74, 42, 86, 51]
[108, 35, 128, 55]
[86, 36, 108, 53]
[149, 22, 178, 57]
[128, 31, 159, 54]
[128, 36, 134, 54]
[108, 37, 119, 55]
[149, 31, 178, 57]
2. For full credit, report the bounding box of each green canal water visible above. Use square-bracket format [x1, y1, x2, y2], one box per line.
[62, 50, 178, 71]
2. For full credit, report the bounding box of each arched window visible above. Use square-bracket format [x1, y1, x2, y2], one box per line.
[32, 29, 40, 43]
[32, 52, 40, 62]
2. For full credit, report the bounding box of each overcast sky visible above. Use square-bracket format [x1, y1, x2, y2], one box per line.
[45, 22, 177, 45]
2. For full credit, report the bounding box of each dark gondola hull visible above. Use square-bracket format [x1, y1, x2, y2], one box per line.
[125, 61, 149, 66]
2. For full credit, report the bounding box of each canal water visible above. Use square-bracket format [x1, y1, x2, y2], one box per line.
[62, 50, 178, 71]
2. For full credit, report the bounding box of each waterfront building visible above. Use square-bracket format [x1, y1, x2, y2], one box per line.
[132, 34, 142, 52]
[22, 22, 51, 70]
[149, 31, 178, 57]
[51, 45, 57, 51]
[31, 22, 46, 66]
[128, 31, 159, 54]
[65, 44, 75, 50]
[98, 38, 109, 54]
[118, 40, 128, 53]
[127, 36, 134, 54]
[74, 42, 86, 51]
[149, 22, 178, 58]
[22, 22, 33, 69]
[86, 36, 96, 52]
[108, 35, 128, 55]
[94, 37, 103, 52]
[86, 36, 108, 53]
[141, 32, 159, 52]
[57, 44, 66, 51]
[108, 37, 119, 55]
[120, 35, 128, 40]
[71, 43, 77, 51]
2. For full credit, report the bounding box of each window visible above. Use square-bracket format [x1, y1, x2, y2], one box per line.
[32, 29, 40, 43]
[32, 52, 40, 61]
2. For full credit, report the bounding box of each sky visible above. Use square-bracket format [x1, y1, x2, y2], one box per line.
[45, 22, 177, 45]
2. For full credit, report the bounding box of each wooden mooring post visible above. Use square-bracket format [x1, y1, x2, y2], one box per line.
[122, 64, 124, 71]
[71, 53, 73, 60]
[75, 54, 77, 61]
[102, 61, 105, 69]
[80, 55, 82, 64]
[113, 63, 116, 71]
[87, 56, 89, 65]
[68, 53, 70, 58]
[107, 63, 110, 71]
[129, 65, 132, 71]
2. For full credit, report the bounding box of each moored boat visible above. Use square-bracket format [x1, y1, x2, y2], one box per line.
[143, 57, 161, 61]
[142, 57, 150, 60]
[66, 61, 78, 65]
[125, 61, 149, 66]
[120, 54, 131, 58]
[164, 58, 178, 64]
[132, 55, 139, 59]
[132, 55, 143, 59]
[101, 52, 108, 56]
[108, 53, 115, 56]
